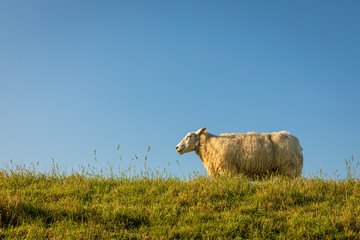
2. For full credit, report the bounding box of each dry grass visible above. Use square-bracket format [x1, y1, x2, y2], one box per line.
[0, 156, 359, 239]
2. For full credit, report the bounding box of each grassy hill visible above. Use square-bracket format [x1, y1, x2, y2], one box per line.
[1, 159, 359, 239]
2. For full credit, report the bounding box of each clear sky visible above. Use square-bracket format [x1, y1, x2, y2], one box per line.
[1, 1, 359, 178]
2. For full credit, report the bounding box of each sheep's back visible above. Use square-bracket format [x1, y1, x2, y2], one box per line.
[211, 133, 276, 176]
[198, 131, 303, 178]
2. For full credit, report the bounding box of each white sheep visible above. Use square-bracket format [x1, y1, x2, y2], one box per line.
[176, 127, 303, 178]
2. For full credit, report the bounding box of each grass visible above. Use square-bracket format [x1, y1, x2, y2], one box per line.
[0, 156, 359, 239]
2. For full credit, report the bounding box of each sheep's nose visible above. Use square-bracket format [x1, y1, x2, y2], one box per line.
[176, 146, 179, 150]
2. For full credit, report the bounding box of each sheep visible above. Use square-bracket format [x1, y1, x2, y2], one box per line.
[176, 127, 303, 178]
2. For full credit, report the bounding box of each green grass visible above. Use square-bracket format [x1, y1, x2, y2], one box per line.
[1, 157, 359, 239]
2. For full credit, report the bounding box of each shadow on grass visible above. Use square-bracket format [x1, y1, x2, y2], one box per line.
[0, 200, 149, 230]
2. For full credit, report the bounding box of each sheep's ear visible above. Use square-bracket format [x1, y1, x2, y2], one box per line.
[196, 127, 207, 135]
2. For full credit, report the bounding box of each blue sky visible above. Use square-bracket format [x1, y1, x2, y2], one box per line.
[1, 1, 359, 178]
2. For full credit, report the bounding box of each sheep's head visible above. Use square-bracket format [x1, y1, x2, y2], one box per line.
[176, 127, 207, 155]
